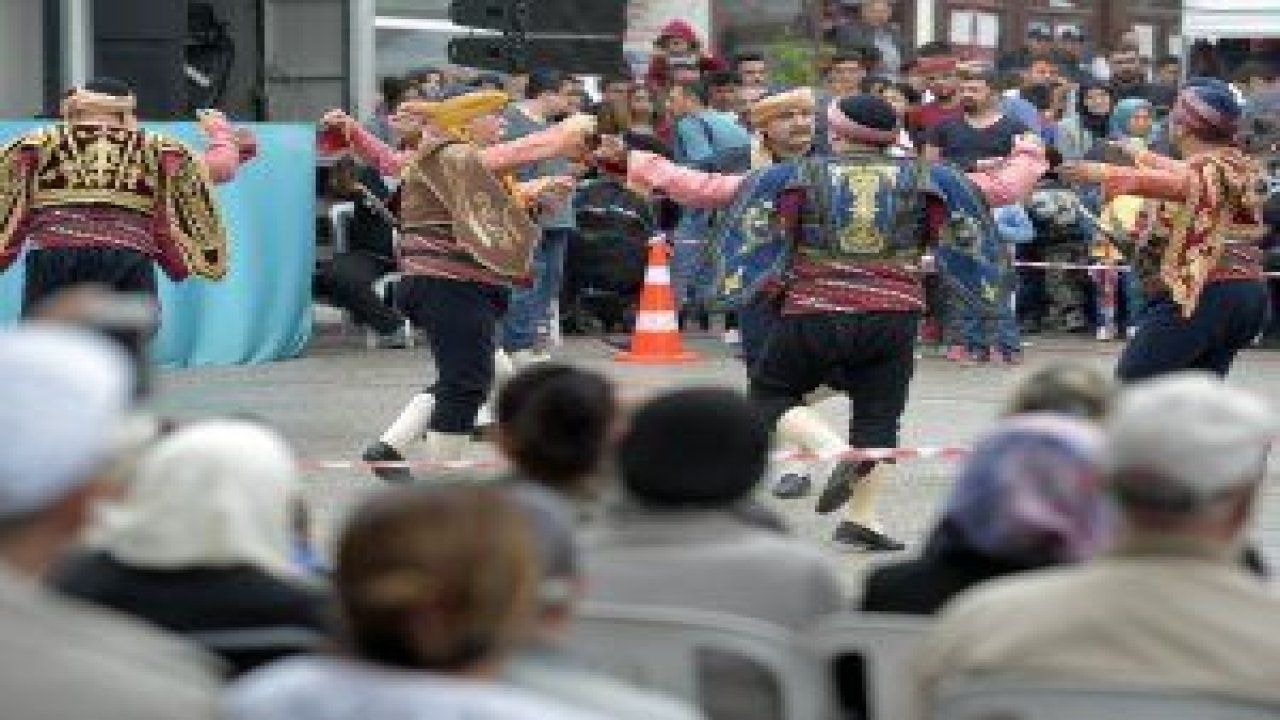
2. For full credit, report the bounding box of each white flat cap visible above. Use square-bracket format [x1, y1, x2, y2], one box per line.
[0, 326, 133, 518]
[1105, 372, 1276, 506]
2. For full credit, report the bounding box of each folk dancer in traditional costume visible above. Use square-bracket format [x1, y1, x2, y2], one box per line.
[1061, 80, 1270, 381]
[0, 77, 254, 315]
[318, 88, 594, 482]
[735, 88, 824, 499]
[600, 94, 1047, 550]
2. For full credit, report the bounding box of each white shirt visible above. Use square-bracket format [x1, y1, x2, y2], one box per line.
[227, 656, 615, 720]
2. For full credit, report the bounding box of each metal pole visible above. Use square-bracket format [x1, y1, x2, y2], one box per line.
[350, 0, 376, 120]
[61, 0, 91, 87]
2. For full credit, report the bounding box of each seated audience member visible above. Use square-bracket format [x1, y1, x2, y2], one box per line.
[227, 487, 611, 720]
[861, 415, 1110, 615]
[582, 387, 844, 629]
[496, 364, 619, 505]
[915, 374, 1280, 715]
[583, 388, 843, 720]
[317, 157, 409, 348]
[55, 420, 332, 676]
[0, 327, 220, 718]
[1001, 361, 1116, 421]
[503, 489, 707, 720]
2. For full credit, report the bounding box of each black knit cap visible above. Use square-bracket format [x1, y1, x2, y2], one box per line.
[617, 387, 769, 507]
[82, 76, 133, 97]
[837, 93, 898, 133]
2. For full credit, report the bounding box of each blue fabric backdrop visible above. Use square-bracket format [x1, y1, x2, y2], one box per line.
[0, 121, 315, 368]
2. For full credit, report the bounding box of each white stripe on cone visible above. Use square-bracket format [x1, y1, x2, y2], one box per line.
[644, 266, 671, 285]
[634, 311, 679, 333]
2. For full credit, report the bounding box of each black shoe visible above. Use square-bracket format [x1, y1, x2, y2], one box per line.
[772, 473, 812, 499]
[815, 460, 864, 514]
[362, 441, 414, 484]
[833, 521, 906, 552]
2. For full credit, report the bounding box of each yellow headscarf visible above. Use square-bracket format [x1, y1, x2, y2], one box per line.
[401, 90, 510, 142]
[401, 89, 534, 206]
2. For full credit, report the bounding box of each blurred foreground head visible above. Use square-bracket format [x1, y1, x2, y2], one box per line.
[1105, 373, 1275, 546]
[336, 487, 538, 674]
[0, 326, 133, 576]
[1003, 361, 1116, 422]
[89, 420, 301, 577]
[617, 387, 769, 508]
[940, 414, 1111, 567]
[497, 364, 618, 498]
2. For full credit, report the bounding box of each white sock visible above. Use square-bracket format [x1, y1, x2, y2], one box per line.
[510, 348, 551, 369]
[379, 393, 434, 451]
[776, 406, 849, 460]
[844, 463, 891, 531]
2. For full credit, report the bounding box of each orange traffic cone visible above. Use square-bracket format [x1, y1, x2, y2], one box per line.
[616, 236, 700, 364]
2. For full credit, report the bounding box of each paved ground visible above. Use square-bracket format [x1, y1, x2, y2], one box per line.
[149, 322, 1280, 596]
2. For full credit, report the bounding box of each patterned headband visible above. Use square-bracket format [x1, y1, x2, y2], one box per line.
[749, 88, 817, 127]
[60, 88, 137, 120]
[1170, 89, 1238, 140]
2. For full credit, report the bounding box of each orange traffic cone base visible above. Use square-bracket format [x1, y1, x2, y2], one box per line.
[616, 348, 700, 364]
[614, 236, 701, 365]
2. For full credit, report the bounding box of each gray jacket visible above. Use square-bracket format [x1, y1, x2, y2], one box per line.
[0, 565, 221, 720]
[581, 505, 846, 630]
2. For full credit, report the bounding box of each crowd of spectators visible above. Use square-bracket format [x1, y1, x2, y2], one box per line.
[4, 283, 1280, 719]
[329, 21, 1278, 361]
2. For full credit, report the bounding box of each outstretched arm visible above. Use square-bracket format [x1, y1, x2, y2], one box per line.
[1059, 159, 1190, 203]
[480, 114, 596, 175]
[345, 122, 408, 177]
[1133, 146, 1186, 173]
[965, 135, 1049, 207]
[625, 150, 745, 209]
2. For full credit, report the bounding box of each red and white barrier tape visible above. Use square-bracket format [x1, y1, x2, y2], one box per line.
[928, 257, 1280, 278]
[298, 446, 972, 473]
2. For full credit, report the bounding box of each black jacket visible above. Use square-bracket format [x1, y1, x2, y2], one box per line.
[859, 522, 1048, 616]
[54, 551, 334, 676]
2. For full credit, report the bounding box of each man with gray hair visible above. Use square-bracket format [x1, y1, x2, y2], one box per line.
[0, 326, 221, 718]
[914, 372, 1280, 716]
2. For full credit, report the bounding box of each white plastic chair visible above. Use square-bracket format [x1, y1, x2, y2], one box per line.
[802, 612, 931, 720]
[933, 680, 1280, 720]
[566, 602, 828, 720]
[327, 201, 356, 254]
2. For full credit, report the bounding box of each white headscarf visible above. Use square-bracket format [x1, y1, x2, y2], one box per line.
[90, 420, 300, 577]
[0, 327, 133, 519]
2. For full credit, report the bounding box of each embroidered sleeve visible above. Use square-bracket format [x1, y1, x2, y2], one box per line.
[1101, 165, 1190, 203]
[1133, 148, 1186, 173]
[625, 150, 744, 209]
[0, 139, 33, 271]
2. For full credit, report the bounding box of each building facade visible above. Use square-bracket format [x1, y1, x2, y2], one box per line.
[713, 0, 1183, 64]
